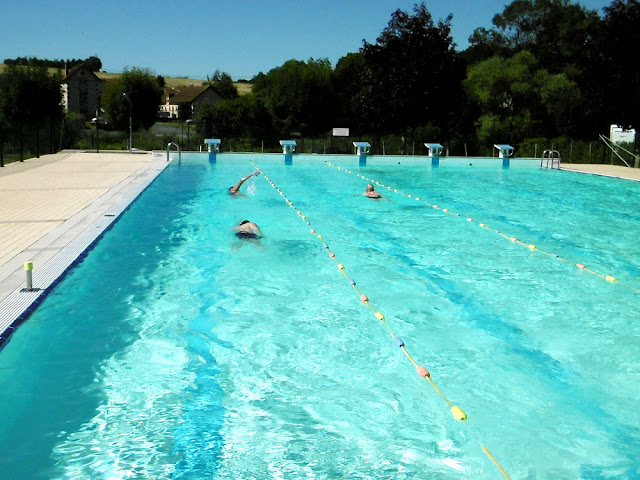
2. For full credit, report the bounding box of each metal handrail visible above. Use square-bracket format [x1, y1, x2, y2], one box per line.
[541, 149, 561, 169]
[599, 134, 636, 168]
[167, 142, 181, 163]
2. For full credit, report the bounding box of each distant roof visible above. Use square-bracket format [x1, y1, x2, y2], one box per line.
[62, 64, 105, 83]
[165, 85, 214, 104]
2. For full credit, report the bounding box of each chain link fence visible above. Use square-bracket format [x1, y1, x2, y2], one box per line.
[2, 120, 637, 168]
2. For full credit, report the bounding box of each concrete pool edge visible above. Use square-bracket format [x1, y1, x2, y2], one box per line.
[0, 154, 169, 346]
[559, 163, 640, 181]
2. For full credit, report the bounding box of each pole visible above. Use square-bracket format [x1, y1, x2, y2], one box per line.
[59, 117, 64, 151]
[570, 140, 573, 162]
[20, 123, 24, 162]
[123, 93, 132, 153]
[95, 108, 100, 153]
[24, 261, 33, 291]
[50, 117, 54, 154]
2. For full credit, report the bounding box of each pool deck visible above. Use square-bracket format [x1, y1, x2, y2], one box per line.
[0, 153, 638, 342]
[560, 163, 640, 181]
[0, 151, 168, 342]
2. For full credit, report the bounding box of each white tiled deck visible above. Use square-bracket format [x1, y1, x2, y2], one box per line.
[560, 163, 640, 181]
[0, 151, 168, 341]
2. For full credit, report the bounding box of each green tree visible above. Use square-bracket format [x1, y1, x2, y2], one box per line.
[60, 112, 86, 149]
[359, 3, 462, 136]
[0, 65, 62, 125]
[464, 50, 582, 141]
[332, 53, 365, 131]
[4, 55, 102, 71]
[231, 94, 274, 140]
[83, 56, 102, 72]
[482, 0, 600, 77]
[460, 27, 510, 65]
[206, 70, 238, 100]
[101, 67, 162, 131]
[539, 73, 581, 136]
[252, 58, 335, 135]
[599, 0, 640, 130]
[195, 95, 274, 140]
[0, 65, 63, 159]
[209, 99, 242, 138]
[178, 103, 192, 121]
[463, 0, 602, 138]
[194, 104, 216, 139]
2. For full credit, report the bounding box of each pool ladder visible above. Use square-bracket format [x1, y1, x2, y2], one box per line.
[541, 149, 560, 169]
[167, 142, 181, 164]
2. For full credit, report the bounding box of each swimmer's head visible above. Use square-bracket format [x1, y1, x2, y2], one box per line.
[239, 220, 250, 225]
[366, 184, 375, 192]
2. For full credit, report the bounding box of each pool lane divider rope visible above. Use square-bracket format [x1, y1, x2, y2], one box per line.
[251, 160, 512, 479]
[324, 161, 639, 294]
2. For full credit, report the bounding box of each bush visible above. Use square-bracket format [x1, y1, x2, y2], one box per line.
[60, 113, 87, 149]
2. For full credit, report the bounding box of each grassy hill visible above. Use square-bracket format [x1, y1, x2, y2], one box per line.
[0, 64, 252, 95]
[97, 72, 253, 95]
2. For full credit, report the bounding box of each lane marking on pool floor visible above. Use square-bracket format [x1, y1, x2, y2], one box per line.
[251, 160, 512, 480]
[324, 161, 639, 294]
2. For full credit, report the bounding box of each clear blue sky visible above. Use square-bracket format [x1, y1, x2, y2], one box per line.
[2, 0, 613, 80]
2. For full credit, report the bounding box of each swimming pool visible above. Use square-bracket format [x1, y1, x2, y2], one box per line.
[0, 153, 638, 479]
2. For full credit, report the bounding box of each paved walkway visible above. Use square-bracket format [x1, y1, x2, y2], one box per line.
[0, 151, 166, 304]
[560, 163, 640, 181]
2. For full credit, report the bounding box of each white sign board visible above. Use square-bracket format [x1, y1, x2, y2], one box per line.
[610, 125, 636, 144]
[332, 128, 349, 137]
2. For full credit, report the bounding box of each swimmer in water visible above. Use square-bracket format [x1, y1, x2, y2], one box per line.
[233, 220, 262, 240]
[229, 171, 260, 195]
[363, 184, 383, 199]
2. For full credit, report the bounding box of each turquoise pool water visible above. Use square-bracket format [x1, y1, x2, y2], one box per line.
[0, 154, 638, 479]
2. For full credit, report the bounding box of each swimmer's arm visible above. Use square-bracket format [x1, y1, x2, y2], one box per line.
[229, 172, 257, 193]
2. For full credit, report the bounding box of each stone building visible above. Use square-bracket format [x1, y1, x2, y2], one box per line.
[61, 65, 106, 119]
